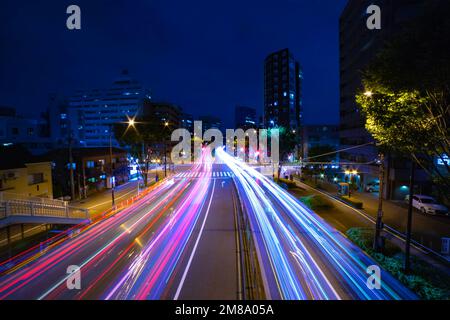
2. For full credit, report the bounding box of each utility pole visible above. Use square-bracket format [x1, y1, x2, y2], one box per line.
[163, 121, 169, 178]
[404, 160, 416, 273]
[109, 126, 115, 207]
[164, 142, 167, 177]
[373, 153, 385, 252]
[68, 132, 76, 201]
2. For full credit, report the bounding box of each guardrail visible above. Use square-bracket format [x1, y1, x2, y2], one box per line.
[231, 180, 266, 300]
[0, 199, 89, 221]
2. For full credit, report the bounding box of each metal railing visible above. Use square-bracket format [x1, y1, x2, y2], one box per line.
[231, 180, 266, 300]
[0, 192, 68, 206]
[0, 199, 89, 221]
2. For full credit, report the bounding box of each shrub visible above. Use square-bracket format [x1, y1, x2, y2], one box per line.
[340, 195, 363, 209]
[299, 195, 333, 210]
[346, 227, 450, 300]
[276, 178, 297, 189]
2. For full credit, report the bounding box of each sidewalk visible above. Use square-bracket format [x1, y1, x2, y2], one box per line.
[295, 178, 450, 265]
[71, 168, 168, 218]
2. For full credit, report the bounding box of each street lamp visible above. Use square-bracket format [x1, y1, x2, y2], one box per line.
[364, 90, 373, 97]
[125, 118, 141, 194]
[109, 124, 115, 208]
[163, 121, 169, 177]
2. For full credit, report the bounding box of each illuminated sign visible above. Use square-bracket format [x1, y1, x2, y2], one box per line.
[437, 154, 449, 166]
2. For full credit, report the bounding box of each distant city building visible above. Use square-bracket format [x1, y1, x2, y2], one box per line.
[68, 70, 151, 147]
[235, 106, 257, 130]
[0, 106, 52, 155]
[264, 48, 302, 131]
[142, 100, 182, 128]
[45, 147, 128, 199]
[302, 125, 339, 163]
[180, 113, 194, 133]
[46, 94, 71, 146]
[199, 115, 222, 133]
[0, 145, 53, 198]
[339, 0, 428, 199]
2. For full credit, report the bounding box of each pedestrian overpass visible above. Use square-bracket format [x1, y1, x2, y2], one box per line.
[0, 193, 90, 246]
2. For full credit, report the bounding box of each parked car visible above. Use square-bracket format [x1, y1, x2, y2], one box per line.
[405, 194, 449, 215]
[365, 181, 380, 193]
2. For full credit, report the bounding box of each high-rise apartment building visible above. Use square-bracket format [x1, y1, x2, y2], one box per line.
[235, 106, 257, 130]
[68, 70, 151, 147]
[264, 48, 302, 131]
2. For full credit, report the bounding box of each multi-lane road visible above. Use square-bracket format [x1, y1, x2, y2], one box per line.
[0, 149, 416, 300]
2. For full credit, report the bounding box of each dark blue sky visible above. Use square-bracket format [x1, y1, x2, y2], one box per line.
[0, 0, 347, 128]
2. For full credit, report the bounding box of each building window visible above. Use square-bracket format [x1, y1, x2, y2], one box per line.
[28, 128, 34, 136]
[28, 173, 44, 185]
[12, 128, 19, 135]
[86, 160, 95, 168]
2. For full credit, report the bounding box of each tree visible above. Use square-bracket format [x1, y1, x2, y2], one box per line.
[113, 115, 172, 185]
[269, 126, 297, 179]
[356, 1, 450, 202]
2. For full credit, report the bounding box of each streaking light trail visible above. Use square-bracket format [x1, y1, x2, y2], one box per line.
[216, 147, 416, 300]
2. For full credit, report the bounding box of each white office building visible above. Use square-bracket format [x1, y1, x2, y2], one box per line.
[68, 70, 151, 147]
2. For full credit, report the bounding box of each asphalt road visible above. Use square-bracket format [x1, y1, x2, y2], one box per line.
[217, 149, 417, 300]
[0, 157, 239, 300]
[0, 151, 418, 300]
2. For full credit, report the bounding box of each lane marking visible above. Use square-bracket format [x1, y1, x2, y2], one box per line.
[174, 179, 217, 300]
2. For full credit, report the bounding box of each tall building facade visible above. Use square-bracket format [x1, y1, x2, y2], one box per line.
[235, 106, 257, 130]
[264, 48, 302, 131]
[0, 106, 52, 155]
[180, 113, 194, 133]
[302, 125, 340, 163]
[339, 0, 428, 199]
[68, 70, 151, 147]
[199, 115, 222, 133]
[142, 101, 182, 128]
[47, 94, 71, 146]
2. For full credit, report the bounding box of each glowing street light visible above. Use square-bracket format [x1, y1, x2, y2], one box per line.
[364, 91, 373, 97]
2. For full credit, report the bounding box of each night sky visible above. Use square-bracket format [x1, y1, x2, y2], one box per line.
[0, 0, 347, 128]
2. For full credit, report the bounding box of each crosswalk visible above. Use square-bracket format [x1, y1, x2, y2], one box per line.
[174, 171, 235, 179]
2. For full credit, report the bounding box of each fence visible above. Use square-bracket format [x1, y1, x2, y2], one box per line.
[0, 192, 67, 206]
[0, 199, 89, 221]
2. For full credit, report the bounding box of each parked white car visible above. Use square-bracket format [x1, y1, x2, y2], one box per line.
[365, 181, 380, 193]
[405, 194, 449, 215]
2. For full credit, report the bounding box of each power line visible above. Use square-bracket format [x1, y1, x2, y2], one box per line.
[302, 142, 375, 162]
